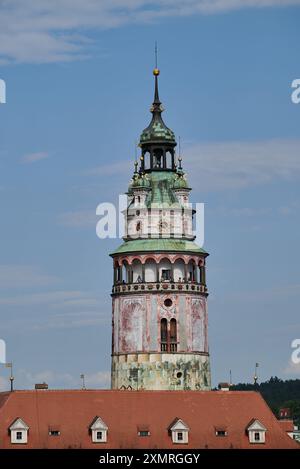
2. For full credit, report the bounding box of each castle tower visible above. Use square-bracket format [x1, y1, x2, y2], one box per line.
[110, 67, 211, 390]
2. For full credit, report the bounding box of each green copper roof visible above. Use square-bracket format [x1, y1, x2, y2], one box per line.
[130, 173, 151, 190]
[146, 171, 179, 207]
[139, 71, 176, 146]
[173, 173, 190, 190]
[128, 171, 191, 207]
[110, 238, 207, 256]
[140, 118, 176, 144]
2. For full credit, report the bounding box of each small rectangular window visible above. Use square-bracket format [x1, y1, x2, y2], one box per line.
[254, 432, 260, 441]
[138, 431, 150, 437]
[177, 432, 183, 441]
[96, 431, 103, 440]
[49, 430, 60, 436]
[16, 431, 23, 440]
[162, 269, 171, 281]
[216, 430, 227, 437]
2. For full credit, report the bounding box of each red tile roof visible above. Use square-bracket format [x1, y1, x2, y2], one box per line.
[279, 420, 294, 433]
[0, 390, 298, 449]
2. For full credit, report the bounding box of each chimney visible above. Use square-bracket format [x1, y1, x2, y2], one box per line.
[35, 382, 48, 390]
[218, 382, 230, 391]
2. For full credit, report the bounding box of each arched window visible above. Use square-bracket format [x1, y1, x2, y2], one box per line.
[161, 318, 178, 352]
[161, 319, 168, 352]
[170, 319, 177, 352]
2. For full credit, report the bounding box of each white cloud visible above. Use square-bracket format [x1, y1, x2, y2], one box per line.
[86, 139, 300, 192]
[0, 287, 109, 330]
[283, 359, 300, 376]
[185, 139, 300, 191]
[0, 289, 95, 306]
[32, 309, 109, 330]
[0, 265, 58, 289]
[21, 151, 49, 164]
[85, 161, 130, 177]
[1, 1, 300, 63]
[58, 209, 96, 228]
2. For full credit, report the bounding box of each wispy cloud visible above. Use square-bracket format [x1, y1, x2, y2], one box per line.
[283, 359, 300, 376]
[1, 1, 300, 64]
[0, 265, 58, 289]
[0, 287, 109, 331]
[32, 309, 109, 330]
[0, 289, 98, 307]
[85, 161, 130, 177]
[58, 209, 96, 228]
[86, 139, 300, 193]
[21, 151, 49, 164]
[185, 139, 300, 191]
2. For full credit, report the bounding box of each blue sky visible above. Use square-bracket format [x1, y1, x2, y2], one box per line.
[0, 1, 300, 390]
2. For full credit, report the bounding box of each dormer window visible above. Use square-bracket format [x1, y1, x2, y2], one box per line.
[90, 417, 108, 443]
[169, 418, 189, 444]
[246, 419, 267, 444]
[9, 418, 29, 444]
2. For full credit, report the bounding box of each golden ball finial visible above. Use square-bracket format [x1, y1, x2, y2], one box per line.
[153, 68, 160, 76]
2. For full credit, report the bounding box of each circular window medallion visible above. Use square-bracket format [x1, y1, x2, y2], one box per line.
[164, 298, 173, 308]
[177, 372, 182, 379]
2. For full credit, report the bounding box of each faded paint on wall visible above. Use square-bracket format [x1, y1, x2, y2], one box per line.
[111, 353, 211, 391]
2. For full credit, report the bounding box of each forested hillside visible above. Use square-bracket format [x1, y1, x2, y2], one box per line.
[232, 377, 300, 424]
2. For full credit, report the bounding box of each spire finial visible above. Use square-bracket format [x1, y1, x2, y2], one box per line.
[152, 42, 161, 105]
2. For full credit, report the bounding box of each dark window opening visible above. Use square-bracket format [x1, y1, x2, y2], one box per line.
[161, 269, 171, 281]
[49, 430, 60, 436]
[170, 318, 177, 342]
[161, 318, 177, 352]
[254, 432, 260, 441]
[216, 430, 227, 437]
[139, 431, 150, 437]
[160, 318, 168, 352]
[16, 432, 23, 440]
[177, 432, 183, 441]
[96, 431, 103, 440]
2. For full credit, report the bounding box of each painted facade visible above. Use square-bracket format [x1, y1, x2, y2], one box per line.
[110, 67, 211, 390]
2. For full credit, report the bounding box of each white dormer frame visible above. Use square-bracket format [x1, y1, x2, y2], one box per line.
[247, 419, 267, 444]
[90, 417, 108, 443]
[9, 418, 29, 444]
[169, 419, 189, 444]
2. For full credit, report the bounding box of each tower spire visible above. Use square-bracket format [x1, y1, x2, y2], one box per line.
[153, 42, 161, 108]
[139, 51, 177, 171]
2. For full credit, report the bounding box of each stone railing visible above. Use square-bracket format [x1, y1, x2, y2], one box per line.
[112, 281, 207, 294]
